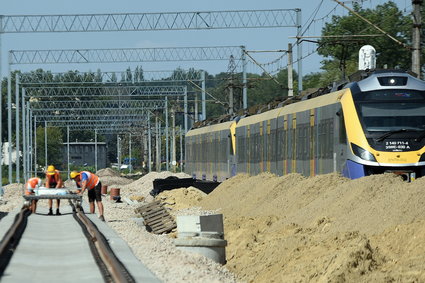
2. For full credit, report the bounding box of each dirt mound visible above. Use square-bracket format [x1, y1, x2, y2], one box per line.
[158, 172, 425, 282]
[99, 176, 133, 187]
[96, 168, 121, 177]
[119, 171, 191, 203]
[156, 186, 206, 210]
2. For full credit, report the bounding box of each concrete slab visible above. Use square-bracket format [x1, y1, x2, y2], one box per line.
[1, 206, 104, 283]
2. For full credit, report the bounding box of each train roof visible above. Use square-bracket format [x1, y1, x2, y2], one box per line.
[236, 108, 282, 128]
[185, 120, 236, 137]
[235, 89, 347, 127]
[278, 89, 346, 116]
[187, 69, 425, 133]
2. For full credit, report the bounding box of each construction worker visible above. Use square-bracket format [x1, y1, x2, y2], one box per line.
[25, 177, 42, 213]
[45, 165, 64, 215]
[70, 171, 105, 221]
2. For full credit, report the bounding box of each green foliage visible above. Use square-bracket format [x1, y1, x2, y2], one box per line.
[318, 2, 411, 75]
[69, 164, 96, 174]
[36, 126, 64, 170]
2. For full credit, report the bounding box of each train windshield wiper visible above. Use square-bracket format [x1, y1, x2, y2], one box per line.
[375, 129, 409, 142]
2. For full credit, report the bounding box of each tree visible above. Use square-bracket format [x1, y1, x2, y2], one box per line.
[36, 126, 64, 170]
[134, 66, 144, 82]
[318, 2, 411, 75]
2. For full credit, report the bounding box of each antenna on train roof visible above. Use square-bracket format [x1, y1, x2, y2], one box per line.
[358, 45, 376, 71]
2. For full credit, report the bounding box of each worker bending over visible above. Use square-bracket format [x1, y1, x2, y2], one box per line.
[45, 165, 64, 215]
[25, 177, 42, 213]
[70, 171, 105, 221]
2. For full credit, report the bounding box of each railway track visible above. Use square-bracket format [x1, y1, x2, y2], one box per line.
[0, 198, 159, 283]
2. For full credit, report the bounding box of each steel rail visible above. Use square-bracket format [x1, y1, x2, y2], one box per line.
[71, 201, 135, 283]
[0, 207, 31, 276]
[0, 202, 135, 282]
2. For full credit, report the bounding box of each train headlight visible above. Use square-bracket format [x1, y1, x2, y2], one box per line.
[351, 143, 377, 162]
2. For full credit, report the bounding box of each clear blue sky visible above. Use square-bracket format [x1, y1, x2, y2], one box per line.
[0, 0, 412, 79]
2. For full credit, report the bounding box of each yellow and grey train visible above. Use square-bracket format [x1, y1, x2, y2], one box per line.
[185, 70, 425, 182]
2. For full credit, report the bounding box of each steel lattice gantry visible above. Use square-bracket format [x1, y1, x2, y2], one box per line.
[19, 69, 203, 84]
[9, 46, 244, 65]
[1, 8, 303, 186]
[22, 85, 188, 97]
[20, 84, 188, 180]
[0, 9, 299, 33]
[30, 99, 165, 111]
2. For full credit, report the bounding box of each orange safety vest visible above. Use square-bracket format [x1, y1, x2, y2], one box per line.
[46, 170, 60, 187]
[25, 177, 40, 195]
[77, 171, 99, 190]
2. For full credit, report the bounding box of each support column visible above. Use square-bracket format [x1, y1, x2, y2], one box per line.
[25, 103, 30, 180]
[34, 116, 37, 176]
[180, 127, 183, 172]
[15, 74, 20, 182]
[148, 113, 152, 172]
[287, 43, 294, 97]
[94, 129, 98, 172]
[67, 126, 70, 179]
[0, 35, 3, 195]
[129, 133, 132, 173]
[242, 46, 247, 110]
[201, 71, 206, 121]
[412, 0, 422, 76]
[194, 94, 198, 122]
[117, 135, 121, 170]
[184, 87, 188, 133]
[296, 9, 303, 93]
[172, 108, 176, 172]
[22, 88, 26, 181]
[155, 116, 160, 172]
[44, 121, 47, 170]
[165, 96, 169, 171]
[7, 63, 12, 183]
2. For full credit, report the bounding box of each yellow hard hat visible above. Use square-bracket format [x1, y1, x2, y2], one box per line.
[70, 171, 80, 179]
[47, 165, 56, 175]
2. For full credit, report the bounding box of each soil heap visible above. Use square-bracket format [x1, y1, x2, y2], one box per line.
[163, 172, 425, 282]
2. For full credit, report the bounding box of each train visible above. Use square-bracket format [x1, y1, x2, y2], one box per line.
[185, 69, 425, 182]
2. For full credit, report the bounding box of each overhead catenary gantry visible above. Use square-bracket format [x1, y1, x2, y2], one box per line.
[19, 69, 203, 84]
[0, 9, 299, 33]
[20, 84, 188, 180]
[8, 46, 240, 183]
[1, 8, 303, 187]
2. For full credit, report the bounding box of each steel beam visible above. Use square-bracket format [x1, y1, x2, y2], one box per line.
[10, 46, 242, 65]
[1, 9, 299, 33]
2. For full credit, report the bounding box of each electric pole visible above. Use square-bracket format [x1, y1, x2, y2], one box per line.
[412, 0, 422, 77]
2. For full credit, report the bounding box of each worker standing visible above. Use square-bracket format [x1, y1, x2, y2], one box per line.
[25, 177, 42, 213]
[70, 171, 105, 221]
[45, 165, 64, 215]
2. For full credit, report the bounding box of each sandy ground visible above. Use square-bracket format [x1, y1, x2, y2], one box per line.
[3, 170, 425, 282]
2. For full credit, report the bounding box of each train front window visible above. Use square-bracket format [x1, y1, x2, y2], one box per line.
[353, 89, 425, 133]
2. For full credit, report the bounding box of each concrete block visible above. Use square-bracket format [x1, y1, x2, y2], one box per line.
[176, 214, 224, 237]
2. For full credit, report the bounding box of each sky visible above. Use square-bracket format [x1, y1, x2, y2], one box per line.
[0, 0, 413, 79]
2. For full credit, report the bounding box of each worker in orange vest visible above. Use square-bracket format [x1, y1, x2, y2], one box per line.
[70, 171, 105, 221]
[45, 165, 64, 215]
[25, 177, 42, 213]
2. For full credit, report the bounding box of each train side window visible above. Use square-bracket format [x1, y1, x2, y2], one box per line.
[337, 109, 347, 144]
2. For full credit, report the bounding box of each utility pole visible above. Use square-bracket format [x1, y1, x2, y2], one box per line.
[287, 43, 294, 97]
[412, 0, 422, 77]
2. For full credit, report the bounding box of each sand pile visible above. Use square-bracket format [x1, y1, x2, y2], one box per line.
[119, 171, 190, 203]
[94, 168, 134, 187]
[160, 172, 425, 282]
[156, 186, 206, 210]
[96, 168, 121, 177]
